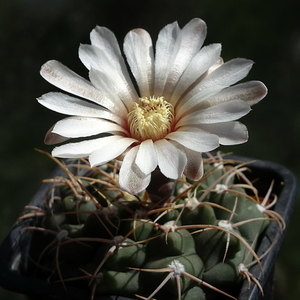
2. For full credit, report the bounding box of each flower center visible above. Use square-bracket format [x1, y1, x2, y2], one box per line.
[127, 96, 174, 141]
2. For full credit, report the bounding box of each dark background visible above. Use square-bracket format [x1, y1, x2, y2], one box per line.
[1, 0, 299, 299]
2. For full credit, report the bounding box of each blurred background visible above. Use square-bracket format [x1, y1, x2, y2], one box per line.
[0, 0, 299, 299]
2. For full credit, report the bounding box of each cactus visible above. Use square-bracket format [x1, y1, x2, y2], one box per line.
[19, 152, 284, 300]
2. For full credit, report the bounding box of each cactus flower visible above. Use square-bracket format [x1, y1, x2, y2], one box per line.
[38, 18, 267, 194]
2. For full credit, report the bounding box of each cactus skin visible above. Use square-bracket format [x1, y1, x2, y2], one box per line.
[21, 156, 277, 300]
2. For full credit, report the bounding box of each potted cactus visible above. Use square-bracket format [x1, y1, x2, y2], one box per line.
[0, 18, 297, 300]
[0, 153, 297, 300]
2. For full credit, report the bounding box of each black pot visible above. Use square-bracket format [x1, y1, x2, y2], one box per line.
[236, 157, 298, 300]
[0, 156, 297, 300]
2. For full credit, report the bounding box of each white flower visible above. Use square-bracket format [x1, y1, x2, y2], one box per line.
[38, 18, 267, 195]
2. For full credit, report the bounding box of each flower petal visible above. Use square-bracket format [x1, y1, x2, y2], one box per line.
[154, 18, 207, 96]
[197, 122, 248, 145]
[119, 146, 151, 194]
[89, 67, 133, 113]
[83, 26, 127, 77]
[183, 148, 203, 180]
[37, 92, 126, 126]
[168, 139, 204, 180]
[153, 21, 180, 95]
[40, 60, 121, 113]
[52, 135, 122, 158]
[84, 26, 136, 103]
[181, 58, 253, 103]
[44, 125, 70, 145]
[176, 99, 251, 127]
[90, 25, 123, 60]
[135, 139, 158, 174]
[203, 81, 267, 107]
[163, 19, 207, 97]
[89, 137, 136, 167]
[52, 117, 128, 138]
[166, 127, 219, 152]
[176, 81, 266, 120]
[206, 57, 224, 75]
[154, 139, 187, 179]
[124, 28, 155, 96]
[79, 44, 137, 109]
[198, 58, 253, 89]
[170, 43, 222, 106]
[175, 85, 225, 121]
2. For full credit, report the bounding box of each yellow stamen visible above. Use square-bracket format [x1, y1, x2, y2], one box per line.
[127, 96, 174, 141]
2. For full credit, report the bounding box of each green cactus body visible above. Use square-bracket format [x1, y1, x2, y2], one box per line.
[147, 227, 196, 257]
[140, 254, 204, 296]
[181, 203, 217, 226]
[120, 219, 154, 241]
[182, 286, 206, 300]
[93, 269, 140, 296]
[202, 262, 240, 291]
[100, 237, 147, 272]
[209, 187, 269, 244]
[193, 224, 242, 271]
[25, 157, 280, 300]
